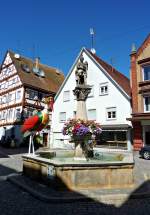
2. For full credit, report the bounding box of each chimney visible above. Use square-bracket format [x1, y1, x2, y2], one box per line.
[130, 43, 138, 113]
[35, 57, 40, 69]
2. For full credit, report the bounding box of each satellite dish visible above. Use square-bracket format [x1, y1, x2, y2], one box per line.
[32, 67, 40, 75]
[14, 53, 20, 59]
[32, 67, 45, 77]
[38, 69, 45, 77]
[21, 64, 30, 73]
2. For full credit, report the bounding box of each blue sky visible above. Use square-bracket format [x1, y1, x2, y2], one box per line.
[0, 0, 150, 77]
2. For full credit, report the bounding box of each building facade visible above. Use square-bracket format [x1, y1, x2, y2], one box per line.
[50, 48, 132, 151]
[130, 34, 150, 150]
[0, 50, 64, 146]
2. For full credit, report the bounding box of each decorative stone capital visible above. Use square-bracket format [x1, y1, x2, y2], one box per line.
[73, 85, 91, 101]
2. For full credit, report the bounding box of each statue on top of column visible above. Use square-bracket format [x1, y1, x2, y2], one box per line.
[75, 55, 88, 86]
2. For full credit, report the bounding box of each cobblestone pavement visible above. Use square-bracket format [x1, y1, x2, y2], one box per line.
[0, 147, 150, 215]
[0, 180, 150, 215]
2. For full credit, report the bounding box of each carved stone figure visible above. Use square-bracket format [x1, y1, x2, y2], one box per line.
[75, 55, 88, 86]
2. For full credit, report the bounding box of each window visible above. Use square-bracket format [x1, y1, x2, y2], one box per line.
[15, 108, 21, 120]
[16, 90, 21, 100]
[144, 97, 150, 112]
[106, 107, 116, 120]
[1, 83, 5, 90]
[29, 90, 35, 100]
[8, 80, 13, 87]
[2, 95, 6, 104]
[8, 109, 13, 120]
[8, 93, 13, 102]
[38, 92, 42, 100]
[88, 109, 96, 120]
[63, 91, 70, 102]
[143, 65, 150, 81]
[88, 86, 94, 97]
[73, 111, 76, 118]
[26, 108, 34, 118]
[2, 111, 6, 120]
[4, 82, 8, 89]
[99, 83, 108, 95]
[59, 112, 66, 122]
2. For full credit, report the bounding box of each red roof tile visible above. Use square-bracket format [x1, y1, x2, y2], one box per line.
[9, 50, 65, 94]
[86, 49, 131, 97]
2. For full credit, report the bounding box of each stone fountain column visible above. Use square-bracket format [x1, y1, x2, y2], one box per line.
[73, 55, 91, 158]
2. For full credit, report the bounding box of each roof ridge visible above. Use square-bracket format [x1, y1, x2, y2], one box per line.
[136, 33, 150, 57]
[8, 50, 62, 73]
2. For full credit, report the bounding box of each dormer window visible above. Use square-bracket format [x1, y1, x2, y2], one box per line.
[143, 65, 150, 81]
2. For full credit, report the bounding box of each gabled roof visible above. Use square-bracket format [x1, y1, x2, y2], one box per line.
[136, 34, 150, 57]
[86, 49, 131, 97]
[55, 47, 131, 101]
[8, 50, 65, 93]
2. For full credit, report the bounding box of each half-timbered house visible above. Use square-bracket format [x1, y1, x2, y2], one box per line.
[0, 50, 64, 147]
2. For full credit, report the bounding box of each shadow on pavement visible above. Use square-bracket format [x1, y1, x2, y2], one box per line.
[7, 169, 150, 215]
[0, 145, 28, 156]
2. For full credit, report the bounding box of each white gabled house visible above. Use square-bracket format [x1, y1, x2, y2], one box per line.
[50, 48, 132, 151]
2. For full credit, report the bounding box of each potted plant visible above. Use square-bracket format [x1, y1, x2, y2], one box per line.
[62, 119, 102, 159]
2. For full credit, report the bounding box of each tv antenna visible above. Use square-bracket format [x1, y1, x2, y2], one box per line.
[90, 28, 96, 54]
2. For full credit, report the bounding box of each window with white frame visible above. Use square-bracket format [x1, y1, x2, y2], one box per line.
[16, 90, 21, 100]
[8, 80, 13, 87]
[8, 109, 13, 120]
[5, 82, 8, 89]
[1, 83, 5, 90]
[106, 107, 116, 120]
[144, 96, 150, 112]
[143, 65, 150, 81]
[88, 85, 94, 97]
[88, 109, 96, 120]
[99, 83, 108, 95]
[8, 93, 13, 102]
[63, 91, 70, 102]
[2, 95, 6, 104]
[59, 112, 66, 122]
[2, 111, 6, 120]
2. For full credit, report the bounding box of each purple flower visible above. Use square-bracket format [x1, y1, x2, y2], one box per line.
[76, 125, 90, 137]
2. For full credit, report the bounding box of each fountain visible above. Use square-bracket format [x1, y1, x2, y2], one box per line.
[22, 56, 134, 191]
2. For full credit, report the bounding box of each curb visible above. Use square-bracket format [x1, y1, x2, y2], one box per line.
[7, 175, 150, 204]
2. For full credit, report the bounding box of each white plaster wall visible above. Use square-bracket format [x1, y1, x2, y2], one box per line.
[50, 50, 131, 148]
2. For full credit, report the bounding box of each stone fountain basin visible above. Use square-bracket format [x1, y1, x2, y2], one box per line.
[22, 149, 134, 191]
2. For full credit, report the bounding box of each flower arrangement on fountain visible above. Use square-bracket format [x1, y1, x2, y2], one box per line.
[62, 119, 102, 151]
